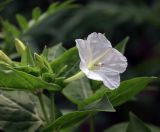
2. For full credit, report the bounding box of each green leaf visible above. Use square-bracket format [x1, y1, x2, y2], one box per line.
[42, 111, 90, 132]
[47, 43, 66, 61]
[34, 53, 50, 73]
[14, 66, 40, 76]
[0, 90, 42, 132]
[144, 125, 160, 132]
[79, 95, 115, 112]
[50, 47, 79, 77]
[47, 0, 77, 14]
[78, 87, 108, 107]
[0, 64, 60, 91]
[77, 87, 115, 112]
[58, 0, 76, 9]
[47, 2, 59, 13]
[105, 122, 128, 132]
[107, 77, 156, 107]
[2, 21, 20, 53]
[115, 36, 129, 54]
[21, 46, 35, 66]
[16, 14, 28, 31]
[126, 112, 151, 132]
[0, 90, 62, 132]
[105, 122, 160, 132]
[62, 78, 93, 104]
[63, 79, 114, 112]
[2, 21, 20, 37]
[32, 7, 42, 20]
[41, 46, 48, 59]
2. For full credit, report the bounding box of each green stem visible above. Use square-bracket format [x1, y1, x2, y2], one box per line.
[64, 71, 85, 83]
[89, 115, 95, 132]
[37, 92, 49, 124]
[50, 93, 56, 122]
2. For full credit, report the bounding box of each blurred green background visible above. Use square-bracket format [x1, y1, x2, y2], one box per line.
[0, 0, 160, 131]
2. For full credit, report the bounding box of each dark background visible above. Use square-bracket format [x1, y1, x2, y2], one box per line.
[0, 0, 160, 131]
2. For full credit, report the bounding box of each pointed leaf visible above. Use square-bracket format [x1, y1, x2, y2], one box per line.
[2, 21, 20, 53]
[14, 66, 40, 76]
[63, 79, 114, 112]
[0, 64, 60, 91]
[2, 21, 20, 37]
[62, 78, 93, 104]
[32, 7, 42, 20]
[77, 86, 114, 112]
[47, 2, 59, 13]
[41, 46, 48, 60]
[43, 111, 90, 132]
[16, 14, 28, 31]
[105, 122, 128, 132]
[79, 95, 115, 112]
[47, 43, 66, 61]
[107, 77, 156, 107]
[58, 0, 76, 9]
[126, 112, 151, 132]
[78, 87, 108, 106]
[105, 122, 160, 132]
[21, 46, 35, 66]
[50, 47, 79, 76]
[115, 36, 129, 54]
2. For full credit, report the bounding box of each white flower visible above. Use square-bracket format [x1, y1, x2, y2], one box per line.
[75, 32, 127, 89]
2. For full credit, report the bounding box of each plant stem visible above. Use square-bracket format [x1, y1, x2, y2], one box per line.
[64, 71, 85, 83]
[89, 115, 95, 132]
[50, 92, 56, 122]
[37, 92, 49, 124]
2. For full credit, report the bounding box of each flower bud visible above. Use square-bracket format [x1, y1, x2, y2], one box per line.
[15, 38, 26, 55]
[0, 50, 12, 64]
[34, 53, 45, 69]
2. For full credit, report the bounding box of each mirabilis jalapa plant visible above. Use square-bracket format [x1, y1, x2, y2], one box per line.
[0, 32, 156, 132]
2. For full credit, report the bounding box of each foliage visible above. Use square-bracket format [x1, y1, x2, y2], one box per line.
[0, 0, 78, 54]
[105, 113, 160, 132]
[0, 0, 159, 131]
[0, 33, 157, 131]
[0, 90, 42, 132]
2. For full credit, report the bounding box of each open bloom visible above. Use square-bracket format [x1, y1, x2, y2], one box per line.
[75, 32, 127, 89]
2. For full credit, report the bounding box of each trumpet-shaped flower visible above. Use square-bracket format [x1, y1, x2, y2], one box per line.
[75, 32, 127, 89]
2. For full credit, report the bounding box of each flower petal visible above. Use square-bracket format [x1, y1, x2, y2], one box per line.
[87, 32, 112, 60]
[83, 68, 120, 89]
[99, 48, 127, 73]
[75, 32, 128, 90]
[75, 39, 90, 65]
[87, 32, 112, 48]
[80, 62, 103, 81]
[88, 48, 127, 89]
[100, 71, 120, 89]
